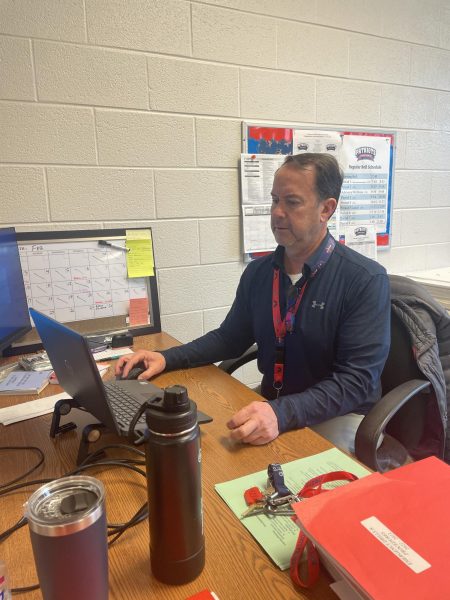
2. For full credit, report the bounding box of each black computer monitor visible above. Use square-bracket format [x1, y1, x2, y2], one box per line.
[0, 227, 32, 355]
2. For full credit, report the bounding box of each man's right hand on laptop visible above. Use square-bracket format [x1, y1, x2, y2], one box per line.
[115, 351, 166, 380]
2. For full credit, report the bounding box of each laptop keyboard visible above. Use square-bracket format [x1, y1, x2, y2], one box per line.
[105, 381, 146, 431]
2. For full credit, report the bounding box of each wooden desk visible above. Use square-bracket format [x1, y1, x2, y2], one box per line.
[0, 333, 336, 600]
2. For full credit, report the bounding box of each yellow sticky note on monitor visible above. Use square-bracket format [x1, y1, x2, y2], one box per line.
[125, 229, 154, 277]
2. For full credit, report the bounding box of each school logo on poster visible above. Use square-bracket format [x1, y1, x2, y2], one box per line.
[355, 146, 376, 161]
[354, 227, 368, 236]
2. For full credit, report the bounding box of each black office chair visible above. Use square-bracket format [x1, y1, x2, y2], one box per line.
[219, 278, 448, 473]
[354, 308, 433, 472]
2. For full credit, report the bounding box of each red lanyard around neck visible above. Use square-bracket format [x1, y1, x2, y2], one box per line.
[270, 236, 336, 396]
[272, 269, 308, 340]
[272, 268, 308, 394]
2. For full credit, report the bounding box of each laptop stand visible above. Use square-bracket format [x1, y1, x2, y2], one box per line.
[50, 398, 109, 465]
[50, 398, 80, 436]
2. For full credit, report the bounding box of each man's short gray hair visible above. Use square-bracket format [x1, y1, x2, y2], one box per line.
[282, 153, 343, 204]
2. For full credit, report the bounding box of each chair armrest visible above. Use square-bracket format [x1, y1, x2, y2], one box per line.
[354, 379, 431, 471]
[218, 345, 258, 375]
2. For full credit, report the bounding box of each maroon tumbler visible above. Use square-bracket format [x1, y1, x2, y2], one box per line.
[25, 476, 108, 600]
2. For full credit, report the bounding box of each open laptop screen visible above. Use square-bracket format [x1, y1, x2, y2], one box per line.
[30, 307, 117, 431]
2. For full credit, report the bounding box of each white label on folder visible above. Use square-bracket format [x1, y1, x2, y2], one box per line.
[361, 516, 431, 574]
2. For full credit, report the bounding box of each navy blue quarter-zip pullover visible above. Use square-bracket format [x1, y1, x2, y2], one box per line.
[161, 232, 390, 434]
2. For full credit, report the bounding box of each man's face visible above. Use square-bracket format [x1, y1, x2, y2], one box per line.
[270, 164, 335, 254]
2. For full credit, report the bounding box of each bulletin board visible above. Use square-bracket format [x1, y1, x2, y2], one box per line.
[241, 122, 396, 259]
[14, 228, 161, 349]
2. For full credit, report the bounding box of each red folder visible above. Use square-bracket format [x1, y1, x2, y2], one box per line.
[292, 457, 450, 600]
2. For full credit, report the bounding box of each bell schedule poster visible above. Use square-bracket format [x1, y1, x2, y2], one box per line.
[241, 124, 395, 258]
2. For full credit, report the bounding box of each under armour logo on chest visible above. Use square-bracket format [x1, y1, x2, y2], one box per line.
[311, 300, 325, 309]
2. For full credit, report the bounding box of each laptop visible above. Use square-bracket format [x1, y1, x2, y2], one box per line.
[29, 308, 210, 437]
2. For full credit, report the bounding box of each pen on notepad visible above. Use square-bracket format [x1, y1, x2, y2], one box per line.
[98, 240, 130, 253]
[96, 355, 124, 362]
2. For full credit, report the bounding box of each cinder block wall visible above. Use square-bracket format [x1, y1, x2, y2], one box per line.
[1, 1, 449, 384]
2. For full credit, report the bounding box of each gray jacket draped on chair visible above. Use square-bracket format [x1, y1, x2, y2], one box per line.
[390, 275, 450, 462]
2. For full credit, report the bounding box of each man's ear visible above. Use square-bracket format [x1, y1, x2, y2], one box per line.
[320, 198, 337, 222]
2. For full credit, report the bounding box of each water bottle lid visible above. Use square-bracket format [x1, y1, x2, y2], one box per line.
[24, 476, 105, 536]
[146, 385, 198, 435]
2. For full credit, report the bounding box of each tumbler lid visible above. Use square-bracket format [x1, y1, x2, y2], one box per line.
[24, 476, 105, 536]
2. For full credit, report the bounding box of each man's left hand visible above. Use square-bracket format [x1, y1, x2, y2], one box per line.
[226, 401, 279, 445]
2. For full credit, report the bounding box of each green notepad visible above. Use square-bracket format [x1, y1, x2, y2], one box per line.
[215, 447, 371, 570]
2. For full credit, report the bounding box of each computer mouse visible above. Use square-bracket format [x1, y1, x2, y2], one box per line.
[119, 361, 147, 380]
[124, 367, 145, 380]
[116, 361, 147, 380]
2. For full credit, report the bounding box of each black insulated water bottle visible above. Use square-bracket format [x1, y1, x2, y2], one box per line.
[145, 384, 205, 584]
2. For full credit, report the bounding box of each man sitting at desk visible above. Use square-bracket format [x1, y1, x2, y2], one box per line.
[116, 153, 390, 453]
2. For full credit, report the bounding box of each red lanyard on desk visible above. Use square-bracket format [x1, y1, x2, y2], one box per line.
[290, 471, 358, 589]
[272, 269, 308, 395]
[242, 464, 358, 589]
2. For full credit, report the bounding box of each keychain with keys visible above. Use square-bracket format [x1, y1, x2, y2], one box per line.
[241, 464, 358, 520]
[240, 462, 359, 589]
[241, 463, 300, 519]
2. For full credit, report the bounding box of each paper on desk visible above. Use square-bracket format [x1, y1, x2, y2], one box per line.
[0, 391, 71, 425]
[215, 448, 371, 570]
[331, 580, 367, 600]
[0, 365, 110, 425]
[92, 347, 133, 361]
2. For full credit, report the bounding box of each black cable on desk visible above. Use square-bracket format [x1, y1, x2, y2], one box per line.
[77, 443, 146, 467]
[107, 502, 148, 545]
[10, 583, 40, 594]
[0, 446, 45, 489]
[0, 517, 28, 544]
[0, 444, 150, 595]
[0, 477, 53, 499]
